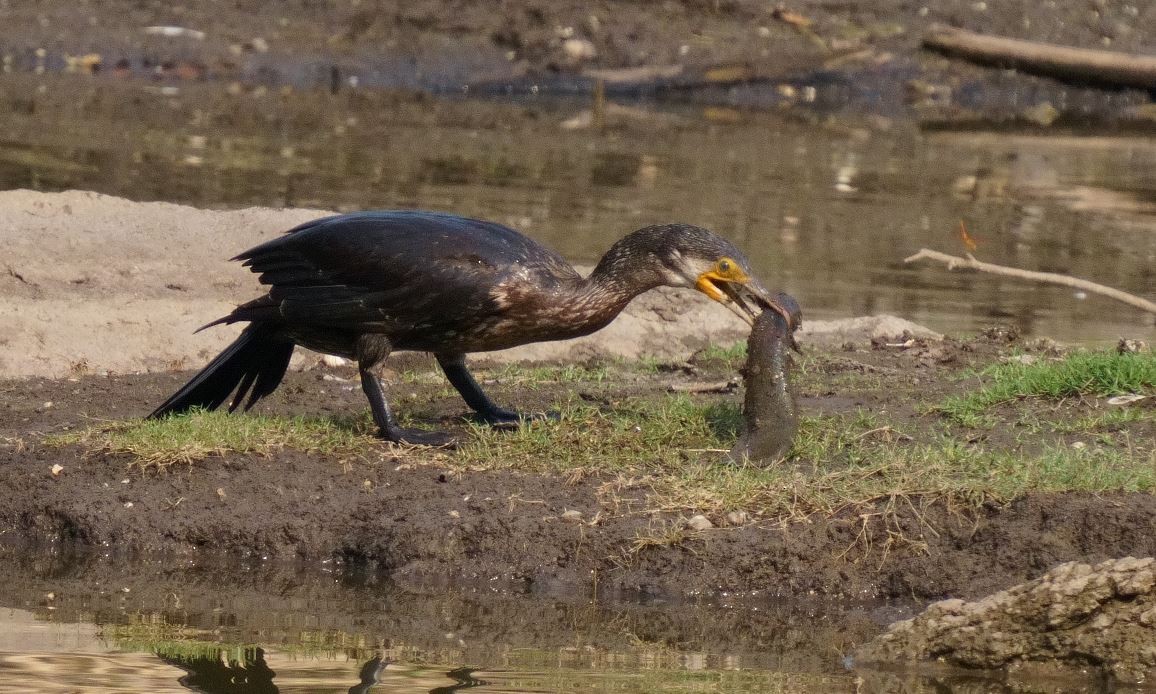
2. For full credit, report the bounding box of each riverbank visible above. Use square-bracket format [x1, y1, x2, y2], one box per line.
[3, 330, 1153, 601]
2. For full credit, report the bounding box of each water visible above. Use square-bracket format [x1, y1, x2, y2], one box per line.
[1, 74, 1153, 345]
[0, 557, 870, 693]
[0, 556, 1104, 693]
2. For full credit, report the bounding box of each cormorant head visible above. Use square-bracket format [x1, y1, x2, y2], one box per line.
[612, 223, 793, 328]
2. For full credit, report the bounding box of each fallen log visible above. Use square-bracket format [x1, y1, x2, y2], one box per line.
[923, 24, 1156, 90]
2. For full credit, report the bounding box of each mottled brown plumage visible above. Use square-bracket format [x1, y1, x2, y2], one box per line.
[150, 211, 787, 446]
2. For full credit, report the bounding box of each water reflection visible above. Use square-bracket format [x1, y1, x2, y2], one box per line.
[0, 555, 1122, 693]
[1, 75, 1153, 346]
[160, 647, 278, 693]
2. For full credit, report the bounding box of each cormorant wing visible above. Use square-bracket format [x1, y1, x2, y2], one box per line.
[230, 211, 579, 330]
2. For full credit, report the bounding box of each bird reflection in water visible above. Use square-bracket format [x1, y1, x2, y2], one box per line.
[157, 646, 277, 693]
[157, 647, 490, 693]
[429, 666, 490, 693]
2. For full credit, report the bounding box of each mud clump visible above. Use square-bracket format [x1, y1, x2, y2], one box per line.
[731, 294, 802, 465]
[857, 556, 1156, 684]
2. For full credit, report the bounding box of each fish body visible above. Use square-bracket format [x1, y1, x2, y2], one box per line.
[731, 293, 802, 464]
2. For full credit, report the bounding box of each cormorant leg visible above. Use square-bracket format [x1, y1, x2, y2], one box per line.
[357, 337, 455, 447]
[435, 353, 528, 426]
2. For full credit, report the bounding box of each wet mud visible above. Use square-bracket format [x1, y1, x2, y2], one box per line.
[0, 0, 1150, 123]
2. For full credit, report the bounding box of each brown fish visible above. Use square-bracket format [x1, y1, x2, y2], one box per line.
[731, 292, 802, 464]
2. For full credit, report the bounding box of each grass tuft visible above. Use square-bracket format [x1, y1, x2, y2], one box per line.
[940, 350, 1155, 424]
[48, 409, 381, 469]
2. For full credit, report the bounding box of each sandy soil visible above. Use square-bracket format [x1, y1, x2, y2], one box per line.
[0, 190, 938, 379]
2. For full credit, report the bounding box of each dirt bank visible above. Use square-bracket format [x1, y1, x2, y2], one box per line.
[3, 359, 1155, 602]
[858, 557, 1156, 685]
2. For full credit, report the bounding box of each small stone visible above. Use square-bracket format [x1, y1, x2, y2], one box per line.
[216, 487, 226, 500]
[686, 514, 714, 531]
[50, 464, 64, 477]
[561, 38, 597, 61]
[561, 510, 584, 522]
[448, 510, 460, 518]
[725, 511, 749, 526]
[123, 501, 133, 508]
[1072, 441, 1087, 450]
[322, 354, 349, 368]
[1108, 394, 1146, 406]
[1117, 339, 1148, 354]
[1139, 606, 1156, 626]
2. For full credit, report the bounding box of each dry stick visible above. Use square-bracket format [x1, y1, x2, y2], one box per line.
[905, 248, 1156, 315]
[923, 24, 1156, 90]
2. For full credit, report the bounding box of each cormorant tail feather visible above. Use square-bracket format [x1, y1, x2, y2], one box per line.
[147, 324, 294, 419]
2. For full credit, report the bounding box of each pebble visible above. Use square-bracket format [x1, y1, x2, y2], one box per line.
[686, 514, 714, 531]
[561, 510, 584, 522]
[50, 464, 64, 476]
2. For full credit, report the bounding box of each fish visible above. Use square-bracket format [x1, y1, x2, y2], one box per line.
[730, 292, 802, 465]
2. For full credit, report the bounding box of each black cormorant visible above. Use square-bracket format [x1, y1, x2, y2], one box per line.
[149, 211, 788, 446]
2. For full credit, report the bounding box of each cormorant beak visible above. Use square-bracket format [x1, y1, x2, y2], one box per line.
[696, 270, 797, 331]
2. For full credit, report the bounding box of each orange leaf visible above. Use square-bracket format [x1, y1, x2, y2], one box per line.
[958, 219, 978, 252]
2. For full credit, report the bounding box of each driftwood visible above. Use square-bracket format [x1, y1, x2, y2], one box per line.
[905, 249, 1156, 316]
[923, 24, 1156, 90]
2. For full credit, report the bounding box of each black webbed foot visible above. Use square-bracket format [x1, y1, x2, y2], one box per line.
[379, 426, 458, 448]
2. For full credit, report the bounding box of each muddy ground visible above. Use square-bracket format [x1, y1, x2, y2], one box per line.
[1, 0, 1152, 122]
[2, 331, 1154, 603]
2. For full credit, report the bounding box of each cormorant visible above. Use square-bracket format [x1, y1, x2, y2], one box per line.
[149, 211, 788, 446]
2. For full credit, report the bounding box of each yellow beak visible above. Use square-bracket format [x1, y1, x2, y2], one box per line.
[696, 270, 795, 330]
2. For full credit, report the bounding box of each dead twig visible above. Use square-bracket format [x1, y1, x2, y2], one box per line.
[668, 379, 739, 394]
[905, 248, 1156, 316]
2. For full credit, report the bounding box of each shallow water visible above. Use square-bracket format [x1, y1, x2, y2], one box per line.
[1, 74, 1153, 345]
[0, 556, 1111, 693]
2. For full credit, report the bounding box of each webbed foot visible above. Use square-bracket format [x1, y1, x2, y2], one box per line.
[380, 426, 458, 448]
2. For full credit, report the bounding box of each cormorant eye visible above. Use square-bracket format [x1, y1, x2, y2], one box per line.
[718, 259, 732, 274]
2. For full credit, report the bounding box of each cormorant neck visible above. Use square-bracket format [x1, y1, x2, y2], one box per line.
[583, 232, 667, 302]
[534, 234, 669, 341]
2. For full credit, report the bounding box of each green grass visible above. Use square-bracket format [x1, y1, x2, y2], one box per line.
[49, 409, 380, 469]
[455, 400, 1154, 519]
[940, 350, 1156, 424]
